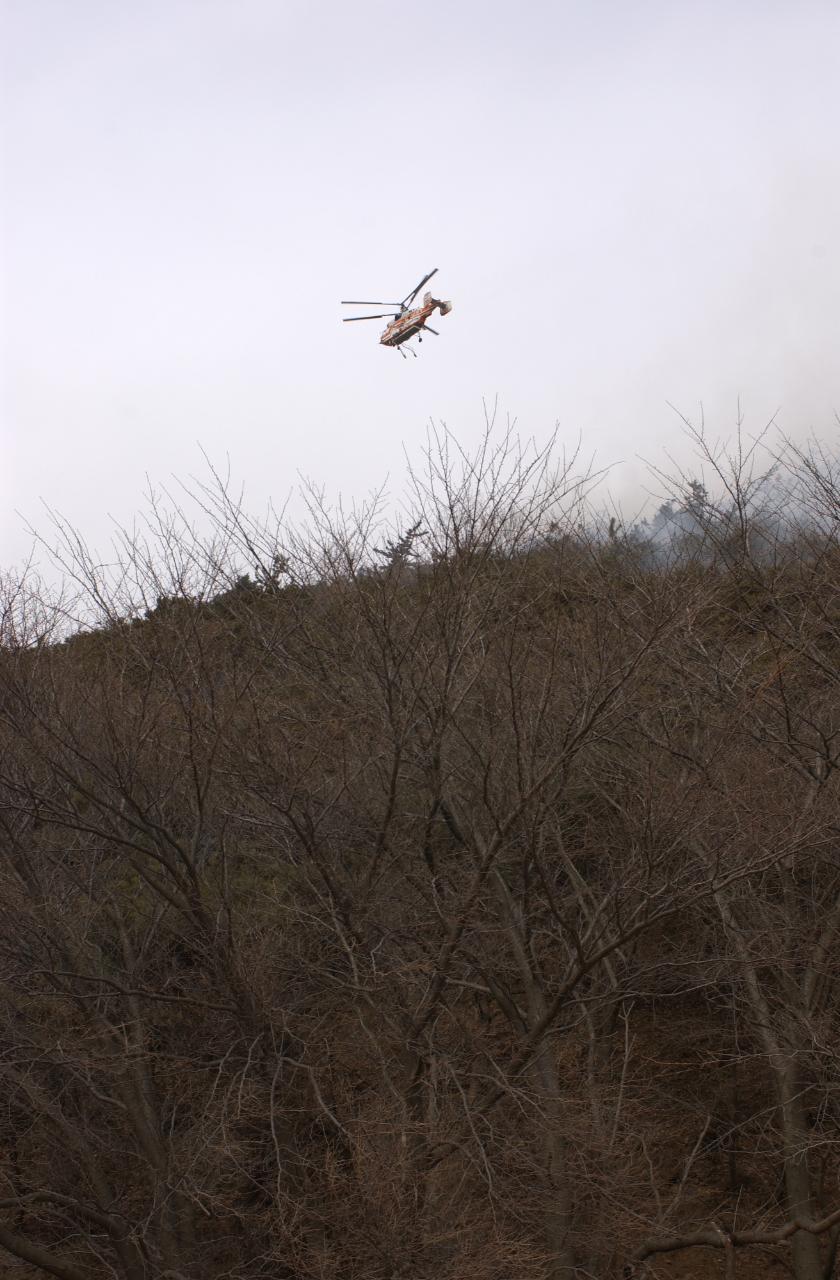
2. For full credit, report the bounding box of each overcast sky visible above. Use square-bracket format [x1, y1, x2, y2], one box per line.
[2, 0, 839, 567]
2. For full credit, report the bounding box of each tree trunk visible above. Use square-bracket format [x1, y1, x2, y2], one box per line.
[493, 871, 578, 1278]
[716, 890, 823, 1280]
[779, 1065, 823, 1280]
[532, 1037, 577, 1280]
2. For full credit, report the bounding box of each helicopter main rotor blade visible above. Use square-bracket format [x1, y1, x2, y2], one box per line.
[402, 268, 438, 308]
[341, 300, 402, 307]
[422, 325, 439, 335]
[343, 313, 398, 322]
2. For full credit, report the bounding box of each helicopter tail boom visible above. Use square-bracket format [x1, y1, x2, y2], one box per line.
[422, 291, 453, 317]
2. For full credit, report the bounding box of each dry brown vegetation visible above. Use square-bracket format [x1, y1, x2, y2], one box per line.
[0, 425, 839, 1280]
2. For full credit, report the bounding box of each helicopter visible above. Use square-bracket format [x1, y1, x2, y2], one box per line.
[342, 268, 452, 357]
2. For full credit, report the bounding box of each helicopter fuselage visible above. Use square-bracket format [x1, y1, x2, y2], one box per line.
[380, 316, 423, 347]
[380, 295, 452, 347]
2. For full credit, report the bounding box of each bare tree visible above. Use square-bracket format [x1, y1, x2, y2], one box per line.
[0, 422, 838, 1280]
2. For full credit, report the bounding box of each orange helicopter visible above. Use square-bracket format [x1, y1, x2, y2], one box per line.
[342, 268, 452, 357]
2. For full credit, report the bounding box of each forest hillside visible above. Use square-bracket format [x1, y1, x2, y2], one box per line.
[1, 428, 839, 1280]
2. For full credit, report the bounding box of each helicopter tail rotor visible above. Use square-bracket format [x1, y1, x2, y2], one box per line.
[422, 291, 453, 317]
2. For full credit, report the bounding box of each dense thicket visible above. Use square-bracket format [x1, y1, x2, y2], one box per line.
[0, 427, 839, 1280]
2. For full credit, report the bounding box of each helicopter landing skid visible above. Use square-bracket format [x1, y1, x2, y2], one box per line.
[398, 345, 418, 359]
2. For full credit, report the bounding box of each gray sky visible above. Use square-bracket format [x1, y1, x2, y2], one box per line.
[3, 0, 839, 566]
